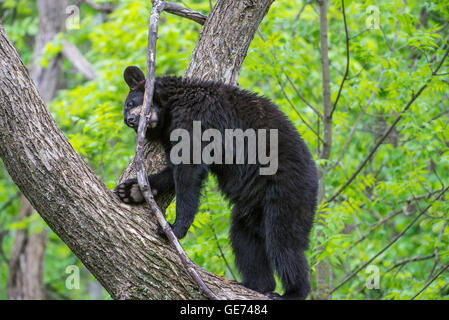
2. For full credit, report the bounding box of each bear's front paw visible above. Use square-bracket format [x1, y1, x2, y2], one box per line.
[114, 178, 144, 204]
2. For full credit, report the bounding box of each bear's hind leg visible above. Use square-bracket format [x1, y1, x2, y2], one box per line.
[230, 208, 275, 294]
[264, 203, 312, 300]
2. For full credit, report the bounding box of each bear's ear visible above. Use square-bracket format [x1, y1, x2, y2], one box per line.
[124, 66, 145, 88]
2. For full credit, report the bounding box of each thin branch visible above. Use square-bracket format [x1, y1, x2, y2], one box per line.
[330, 185, 449, 295]
[81, 0, 116, 13]
[432, 45, 449, 75]
[350, 186, 447, 250]
[330, 0, 349, 117]
[426, 221, 447, 282]
[285, 75, 323, 121]
[135, 0, 218, 300]
[349, 28, 369, 40]
[385, 253, 436, 273]
[348, 208, 402, 250]
[411, 262, 449, 300]
[329, 69, 387, 172]
[0, 191, 20, 217]
[291, 0, 313, 38]
[257, 29, 323, 120]
[61, 39, 96, 81]
[326, 46, 449, 204]
[208, 220, 238, 281]
[328, 22, 400, 171]
[164, 1, 207, 25]
[277, 78, 325, 144]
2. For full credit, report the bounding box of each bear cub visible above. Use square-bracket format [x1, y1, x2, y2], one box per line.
[115, 66, 318, 300]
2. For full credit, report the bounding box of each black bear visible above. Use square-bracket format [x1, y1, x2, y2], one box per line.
[115, 66, 318, 300]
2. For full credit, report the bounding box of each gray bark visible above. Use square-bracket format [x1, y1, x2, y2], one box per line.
[7, 0, 67, 300]
[8, 195, 47, 300]
[185, 0, 273, 85]
[30, 0, 67, 103]
[0, 0, 273, 299]
[315, 0, 333, 300]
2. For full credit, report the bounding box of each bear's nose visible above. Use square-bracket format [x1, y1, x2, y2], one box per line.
[127, 114, 138, 127]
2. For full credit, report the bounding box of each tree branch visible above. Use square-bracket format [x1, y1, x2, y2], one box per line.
[136, 0, 219, 300]
[163, 1, 207, 25]
[330, 0, 349, 117]
[330, 185, 449, 295]
[411, 262, 449, 300]
[0, 21, 267, 300]
[326, 46, 449, 204]
[81, 0, 116, 13]
[257, 30, 323, 120]
[61, 39, 96, 81]
[385, 253, 436, 273]
[315, 0, 333, 300]
[277, 77, 324, 144]
[328, 21, 400, 171]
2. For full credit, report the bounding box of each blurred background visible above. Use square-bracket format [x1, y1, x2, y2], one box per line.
[0, 0, 448, 299]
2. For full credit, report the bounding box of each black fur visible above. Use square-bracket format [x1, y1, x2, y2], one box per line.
[115, 66, 319, 300]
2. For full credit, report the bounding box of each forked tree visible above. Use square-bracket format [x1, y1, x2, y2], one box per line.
[0, 0, 274, 299]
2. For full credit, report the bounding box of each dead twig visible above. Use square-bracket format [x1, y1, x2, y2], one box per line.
[135, 0, 218, 300]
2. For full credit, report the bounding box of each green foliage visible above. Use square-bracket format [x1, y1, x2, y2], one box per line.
[1, 0, 448, 300]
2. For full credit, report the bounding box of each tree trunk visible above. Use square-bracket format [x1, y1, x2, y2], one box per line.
[315, 0, 333, 300]
[8, 195, 47, 300]
[7, 0, 67, 300]
[185, 0, 273, 85]
[0, 0, 273, 299]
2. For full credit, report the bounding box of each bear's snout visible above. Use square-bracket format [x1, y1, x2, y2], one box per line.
[126, 114, 139, 128]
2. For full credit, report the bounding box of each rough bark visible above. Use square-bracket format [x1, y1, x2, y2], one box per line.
[185, 0, 274, 85]
[8, 195, 47, 300]
[7, 0, 67, 300]
[0, 0, 273, 298]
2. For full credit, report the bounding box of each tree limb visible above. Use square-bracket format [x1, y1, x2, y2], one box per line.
[326, 46, 449, 204]
[330, 0, 349, 117]
[135, 0, 219, 299]
[411, 262, 449, 300]
[163, 1, 207, 25]
[315, 0, 333, 300]
[385, 253, 436, 273]
[330, 185, 449, 295]
[61, 39, 96, 81]
[328, 21, 400, 171]
[81, 0, 116, 13]
[0, 23, 267, 300]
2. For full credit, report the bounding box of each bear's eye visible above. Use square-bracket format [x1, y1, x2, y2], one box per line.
[127, 101, 134, 108]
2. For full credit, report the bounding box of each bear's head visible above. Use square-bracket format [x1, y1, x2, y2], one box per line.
[123, 66, 168, 139]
